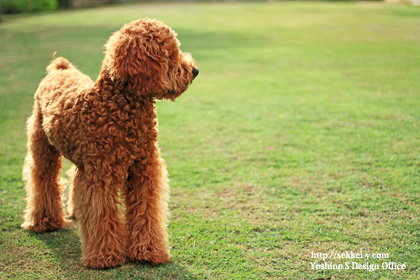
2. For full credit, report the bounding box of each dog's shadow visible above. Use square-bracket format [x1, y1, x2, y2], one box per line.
[30, 221, 198, 279]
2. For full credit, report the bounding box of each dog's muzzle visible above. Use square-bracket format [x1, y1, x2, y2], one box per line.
[192, 68, 199, 79]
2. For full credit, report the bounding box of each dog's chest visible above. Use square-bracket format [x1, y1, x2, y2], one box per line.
[81, 92, 158, 160]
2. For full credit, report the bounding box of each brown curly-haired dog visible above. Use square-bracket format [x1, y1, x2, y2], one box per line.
[22, 19, 198, 269]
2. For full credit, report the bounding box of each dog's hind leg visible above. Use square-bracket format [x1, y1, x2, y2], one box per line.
[22, 105, 66, 232]
[124, 154, 170, 265]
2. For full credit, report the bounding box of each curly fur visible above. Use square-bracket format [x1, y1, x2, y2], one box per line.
[22, 19, 198, 269]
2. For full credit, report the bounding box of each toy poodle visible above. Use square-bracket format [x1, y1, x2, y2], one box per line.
[22, 18, 198, 268]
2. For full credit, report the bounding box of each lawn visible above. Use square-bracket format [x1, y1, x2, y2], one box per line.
[0, 1, 419, 279]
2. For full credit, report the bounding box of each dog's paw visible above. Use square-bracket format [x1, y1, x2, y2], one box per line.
[82, 253, 127, 269]
[22, 216, 66, 233]
[128, 246, 170, 265]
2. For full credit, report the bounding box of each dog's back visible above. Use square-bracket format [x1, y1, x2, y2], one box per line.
[38, 57, 93, 101]
[34, 57, 94, 164]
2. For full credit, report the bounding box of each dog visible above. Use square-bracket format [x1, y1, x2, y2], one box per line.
[22, 18, 198, 268]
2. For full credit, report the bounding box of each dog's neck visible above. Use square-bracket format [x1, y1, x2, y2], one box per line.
[96, 69, 126, 95]
[95, 69, 155, 106]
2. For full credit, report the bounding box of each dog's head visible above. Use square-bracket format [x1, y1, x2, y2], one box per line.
[102, 19, 198, 101]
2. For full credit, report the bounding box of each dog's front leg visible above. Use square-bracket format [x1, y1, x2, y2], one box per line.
[125, 155, 170, 265]
[74, 167, 127, 269]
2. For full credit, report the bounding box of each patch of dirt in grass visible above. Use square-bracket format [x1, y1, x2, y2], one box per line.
[0, 245, 63, 278]
[171, 183, 280, 226]
[217, 183, 281, 225]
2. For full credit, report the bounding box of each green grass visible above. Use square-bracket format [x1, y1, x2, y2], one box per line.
[1, 1, 419, 279]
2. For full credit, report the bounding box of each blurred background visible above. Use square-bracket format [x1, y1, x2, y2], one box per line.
[0, 0, 419, 14]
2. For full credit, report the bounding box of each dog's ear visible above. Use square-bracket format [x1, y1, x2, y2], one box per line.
[104, 34, 158, 95]
[103, 21, 173, 96]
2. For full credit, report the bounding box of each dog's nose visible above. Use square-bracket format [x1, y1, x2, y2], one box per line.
[192, 68, 199, 79]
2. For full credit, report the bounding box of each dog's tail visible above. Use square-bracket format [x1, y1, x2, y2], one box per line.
[46, 53, 74, 73]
